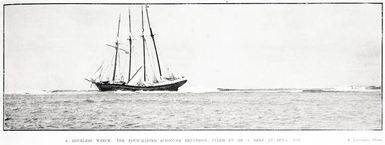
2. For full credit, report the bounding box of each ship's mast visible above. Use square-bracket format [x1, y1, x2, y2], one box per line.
[112, 14, 121, 82]
[127, 9, 133, 83]
[141, 6, 147, 82]
[145, 5, 162, 77]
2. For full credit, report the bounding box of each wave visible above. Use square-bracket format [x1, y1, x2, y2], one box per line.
[6, 89, 51, 95]
[113, 90, 137, 94]
[6, 89, 99, 95]
[217, 88, 303, 93]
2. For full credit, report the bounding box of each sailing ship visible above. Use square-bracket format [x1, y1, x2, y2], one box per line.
[86, 6, 187, 91]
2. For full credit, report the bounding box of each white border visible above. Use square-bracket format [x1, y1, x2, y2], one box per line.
[0, 0, 384, 145]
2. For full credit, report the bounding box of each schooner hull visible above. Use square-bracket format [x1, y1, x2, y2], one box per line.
[93, 79, 187, 92]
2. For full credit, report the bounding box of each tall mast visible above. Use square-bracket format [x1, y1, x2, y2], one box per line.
[127, 8, 133, 83]
[145, 5, 162, 77]
[141, 6, 146, 82]
[112, 14, 121, 82]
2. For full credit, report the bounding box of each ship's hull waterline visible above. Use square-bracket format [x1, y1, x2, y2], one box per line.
[93, 79, 187, 91]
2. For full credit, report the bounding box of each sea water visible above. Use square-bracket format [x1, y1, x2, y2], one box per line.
[3, 91, 382, 130]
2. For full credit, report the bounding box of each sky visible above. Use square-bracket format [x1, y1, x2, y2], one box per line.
[3, 4, 382, 92]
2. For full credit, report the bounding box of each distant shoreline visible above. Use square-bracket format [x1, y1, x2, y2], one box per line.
[4, 85, 381, 95]
[217, 85, 381, 93]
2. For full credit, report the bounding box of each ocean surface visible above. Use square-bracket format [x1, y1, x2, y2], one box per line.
[3, 91, 382, 130]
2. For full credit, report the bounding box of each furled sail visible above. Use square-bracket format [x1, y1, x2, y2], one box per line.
[87, 5, 187, 91]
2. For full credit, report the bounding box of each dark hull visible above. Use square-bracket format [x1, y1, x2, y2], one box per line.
[93, 79, 187, 91]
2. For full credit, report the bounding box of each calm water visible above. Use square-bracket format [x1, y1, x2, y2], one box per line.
[3, 91, 382, 130]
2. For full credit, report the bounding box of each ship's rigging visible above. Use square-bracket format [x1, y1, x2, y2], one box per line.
[87, 5, 187, 91]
